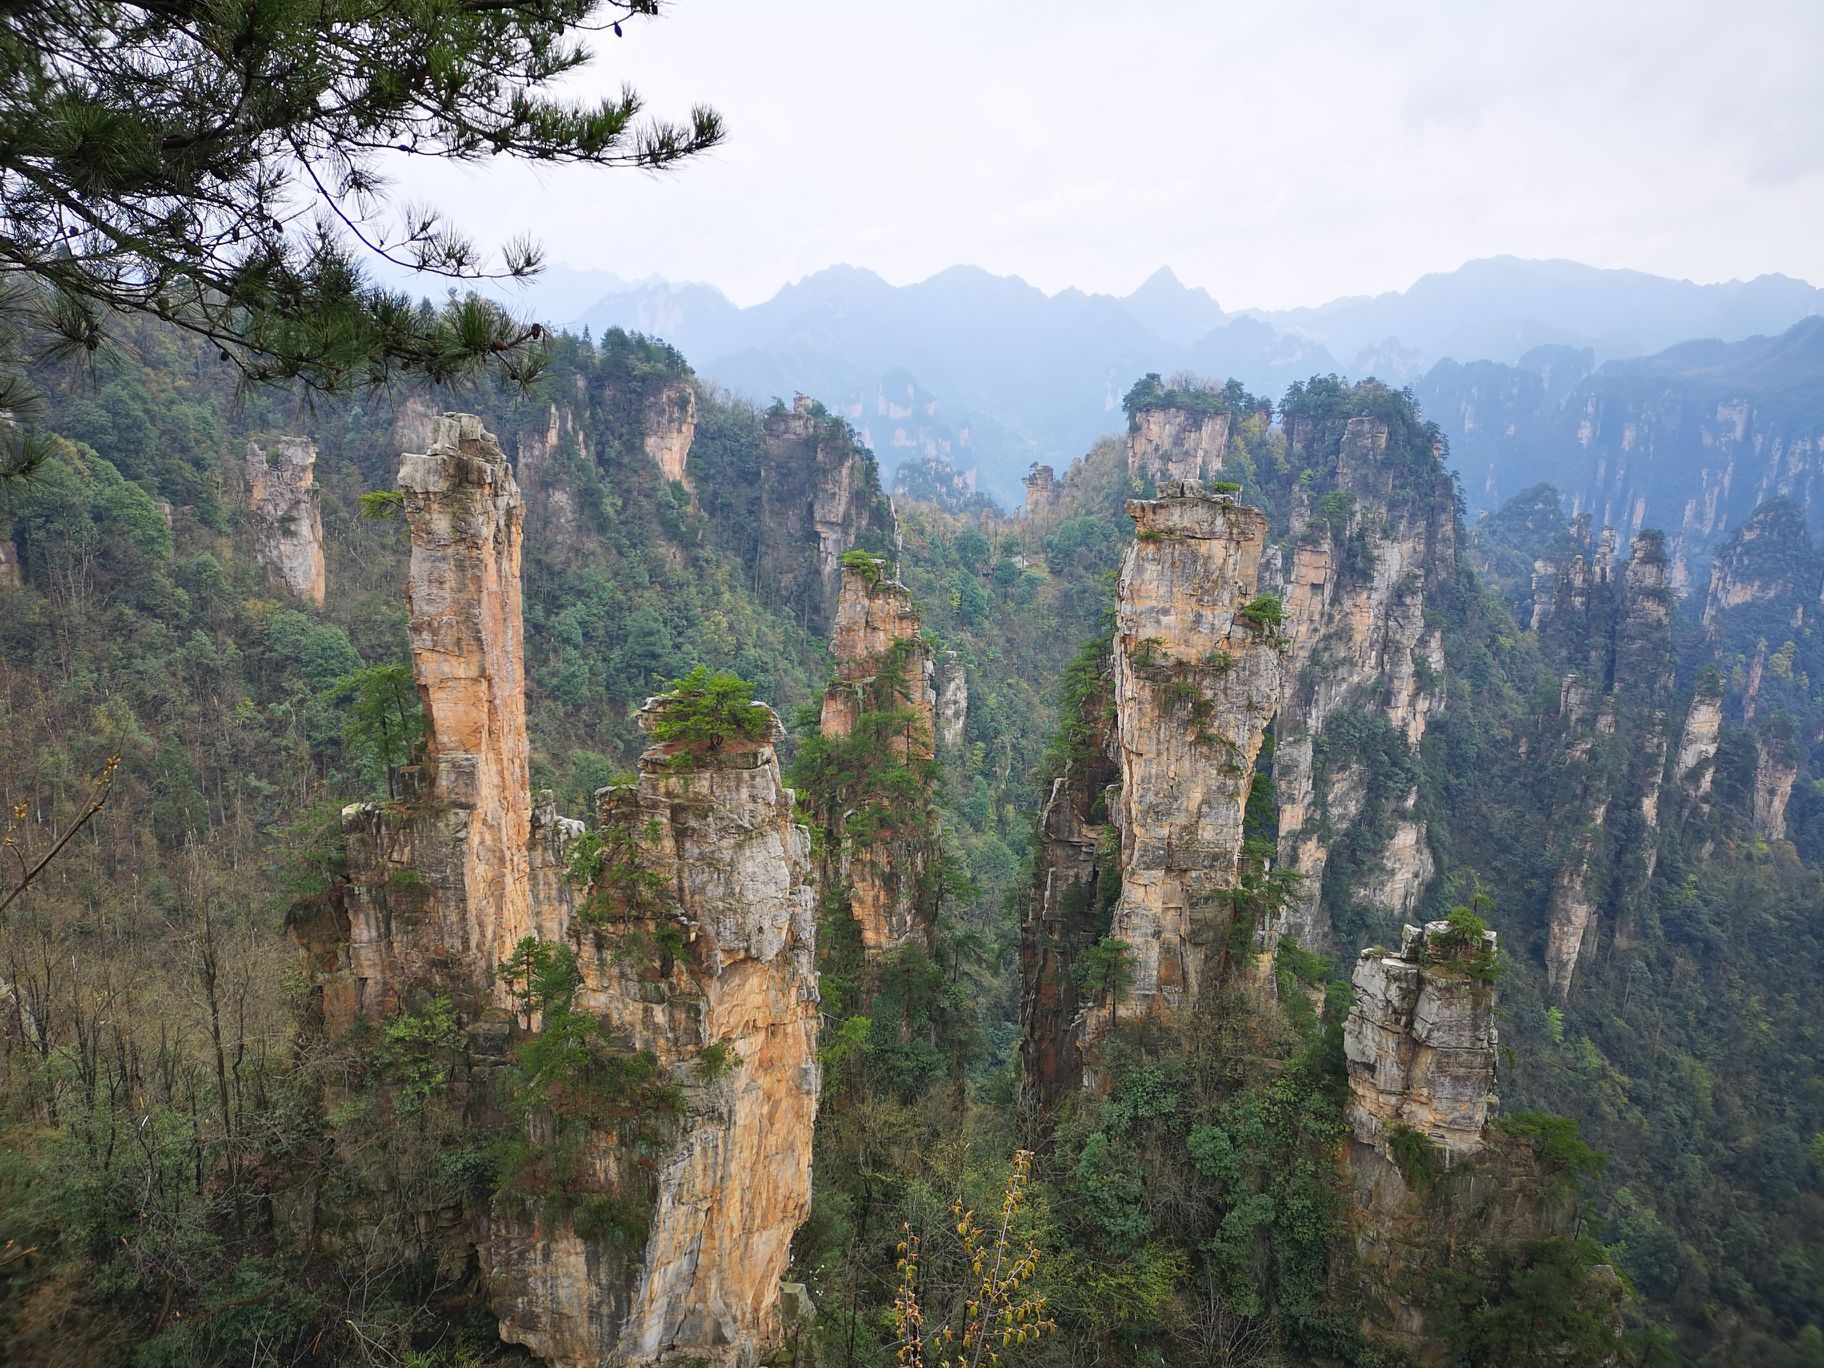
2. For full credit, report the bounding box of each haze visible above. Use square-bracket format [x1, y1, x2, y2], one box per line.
[387, 0, 1824, 310]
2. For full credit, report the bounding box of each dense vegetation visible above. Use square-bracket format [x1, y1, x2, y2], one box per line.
[2, 322, 1822, 1366]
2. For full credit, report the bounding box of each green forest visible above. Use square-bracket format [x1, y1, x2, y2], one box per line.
[1, 313, 1820, 1366]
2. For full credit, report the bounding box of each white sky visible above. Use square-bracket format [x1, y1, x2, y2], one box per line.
[385, 0, 1824, 311]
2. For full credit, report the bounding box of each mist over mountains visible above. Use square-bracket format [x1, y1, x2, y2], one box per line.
[545, 256, 1824, 503]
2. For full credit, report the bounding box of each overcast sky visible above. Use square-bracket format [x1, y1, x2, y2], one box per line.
[387, 0, 1824, 311]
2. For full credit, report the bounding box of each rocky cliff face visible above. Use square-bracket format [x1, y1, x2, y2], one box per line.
[1336, 918, 1585, 1357]
[1098, 482, 1282, 1028]
[757, 395, 897, 633]
[812, 558, 940, 955]
[1126, 404, 1230, 483]
[1534, 529, 1675, 999]
[244, 435, 326, 605]
[1702, 497, 1813, 634]
[295, 414, 818, 1367]
[1022, 463, 1059, 514]
[1019, 650, 1118, 1111]
[1674, 674, 1724, 808]
[323, 415, 532, 1020]
[1753, 735, 1799, 840]
[935, 651, 967, 750]
[642, 379, 697, 486]
[1344, 921, 1498, 1158]
[1269, 416, 1457, 950]
[492, 703, 819, 1368]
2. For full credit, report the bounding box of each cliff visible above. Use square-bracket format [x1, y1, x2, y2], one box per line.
[324, 414, 532, 1019]
[807, 557, 940, 955]
[1534, 528, 1675, 999]
[294, 414, 819, 1367]
[1344, 920, 1498, 1158]
[1126, 403, 1230, 483]
[1018, 645, 1118, 1110]
[1098, 482, 1282, 1028]
[1022, 462, 1059, 514]
[757, 395, 897, 634]
[244, 435, 326, 605]
[1701, 497, 1814, 635]
[642, 378, 697, 485]
[491, 698, 819, 1368]
[935, 650, 968, 750]
[1270, 414, 1457, 950]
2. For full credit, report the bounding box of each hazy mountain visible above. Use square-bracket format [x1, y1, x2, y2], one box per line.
[564, 256, 1824, 507]
[1256, 256, 1824, 375]
[576, 264, 1332, 501]
[1420, 316, 1824, 580]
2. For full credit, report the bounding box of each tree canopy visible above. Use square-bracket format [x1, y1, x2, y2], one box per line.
[0, 0, 722, 479]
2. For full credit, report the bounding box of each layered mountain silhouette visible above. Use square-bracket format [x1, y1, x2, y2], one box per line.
[451, 256, 1821, 506]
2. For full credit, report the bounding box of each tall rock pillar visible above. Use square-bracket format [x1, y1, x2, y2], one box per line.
[331, 415, 532, 1019]
[811, 555, 940, 955]
[1102, 481, 1282, 1027]
[244, 435, 326, 605]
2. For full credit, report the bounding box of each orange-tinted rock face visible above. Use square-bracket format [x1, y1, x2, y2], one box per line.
[298, 414, 819, 1367]
[642, 379, 697, 486]
[816, 560, 939, 954]
[244, 436, 326, 605]
[1098, 483, 1282, 1030]
[325, 415, 532, 1020]
[401, 414, 532, 1004]
[491, 706, 819, 1368]
[1345, 921, 1499, 1158]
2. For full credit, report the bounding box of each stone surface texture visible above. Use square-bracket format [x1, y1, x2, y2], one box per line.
[642, 379, 697, 485]
[244, 436, 326, 605]
[816, 560, 938, 954]
[491, 705, 818, 1368]
[1269, 418, 1456, 950]
[1126, 404, 1231, 483]
[297, 415, 817, 1367]
[1100, 483, 1282, 1027]
[1344, 920, 1499, 1157]
[757, 394, 896, 634]
[935, 650, 968, 750]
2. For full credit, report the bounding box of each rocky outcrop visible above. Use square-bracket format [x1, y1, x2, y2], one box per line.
[935, 651, 967, 750]
[1019, 648, 1119, 1112]
[1127, 404, 1230, 483]
[1023, 463, 1059, 514]
[1270, 416, 1457, 950]
[295, 414, 818, 1368]
[244, 436, 326, 605]
[491, 701, 818, 1368]
[515, 403, 590, 547]
[1701, 497, 1814, 634]
[1675, 674, 1724, 803]
[812, 558, 939, 955]
[1345, 920, 1498, 1157]
[757, 395, 896, 634]
[1753, 734, 1798, 840]
[327, 416, 531, 1020]
[1099, 482, 1282, 1027]
[642, 379, 697, 486]
[1536, 529, 1675, 999]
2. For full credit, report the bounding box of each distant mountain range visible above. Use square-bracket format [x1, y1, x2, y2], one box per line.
[408, 256, 1824, 507]
[1418, 315, 1824, 577]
